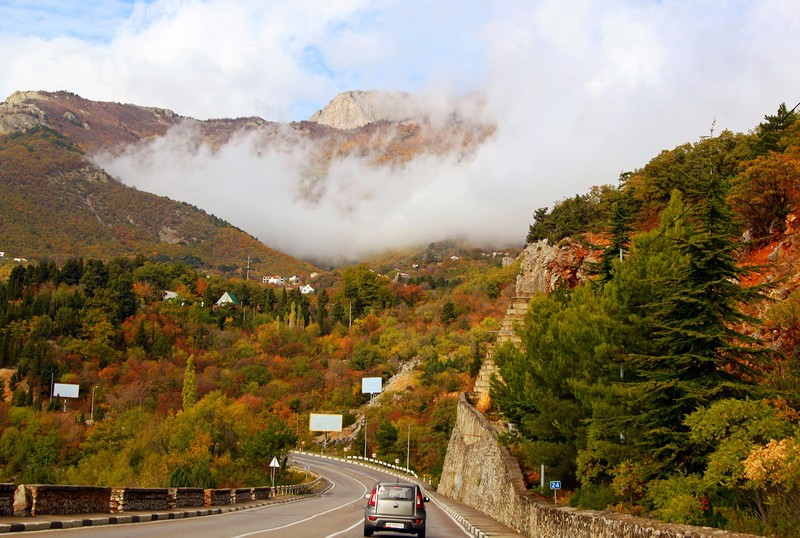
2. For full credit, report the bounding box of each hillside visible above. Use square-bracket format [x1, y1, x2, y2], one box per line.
[0, 126, 318, 276]
[0, 89, 495, 270]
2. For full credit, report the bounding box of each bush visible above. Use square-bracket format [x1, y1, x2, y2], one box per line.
[570, 483, 618, 510]
[645, 474, 709, 526]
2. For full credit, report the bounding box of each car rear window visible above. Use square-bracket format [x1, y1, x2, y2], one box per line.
[377, 485, 415, 500]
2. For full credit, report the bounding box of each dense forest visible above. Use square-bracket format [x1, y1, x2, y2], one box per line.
[494, 104, 800, 536]
[0, 244, 515, 488]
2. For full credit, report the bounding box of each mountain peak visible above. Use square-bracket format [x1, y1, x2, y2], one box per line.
[308, 90, 418, 130]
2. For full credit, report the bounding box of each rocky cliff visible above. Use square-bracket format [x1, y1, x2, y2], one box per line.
[308, 90, 419, 129]
[473, 239, 596, 397]
[515, 239, 594, 296]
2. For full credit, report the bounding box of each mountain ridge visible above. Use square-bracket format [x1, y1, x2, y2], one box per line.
[0, 89, 496, 270]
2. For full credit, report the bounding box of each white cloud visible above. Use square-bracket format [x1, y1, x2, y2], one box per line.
[4, 0, 800, 262]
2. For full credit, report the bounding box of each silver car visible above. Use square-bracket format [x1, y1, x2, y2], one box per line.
[363, 481, 429, 537]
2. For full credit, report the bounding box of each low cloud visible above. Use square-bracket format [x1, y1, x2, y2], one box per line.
[96, 118, 527, 264]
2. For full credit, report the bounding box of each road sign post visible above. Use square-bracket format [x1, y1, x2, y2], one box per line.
[550, 481, 561, 505]
[270, 456, 280, 489]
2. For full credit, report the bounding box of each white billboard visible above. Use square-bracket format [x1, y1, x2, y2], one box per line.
[53, 383, 80, 398]
[309, 413, 343, 432]
[361, 377, 382, 394]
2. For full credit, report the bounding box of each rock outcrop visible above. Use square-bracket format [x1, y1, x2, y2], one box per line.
[515, 239, 591, 296]
[0, 91, 49, 135]
[308, 90, 419, 130]
[474, 239, 596, 397]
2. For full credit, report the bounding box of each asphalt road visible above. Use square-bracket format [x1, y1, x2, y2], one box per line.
[17, 454, 471, 538]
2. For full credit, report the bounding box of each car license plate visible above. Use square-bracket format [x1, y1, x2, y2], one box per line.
[386, 522, 405, 529]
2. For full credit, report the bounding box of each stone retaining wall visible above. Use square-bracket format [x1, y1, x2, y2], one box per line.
[0, 484, 14, 516]
[438, 393, 761, 538]
[9, 480, 323, 517]
[14, 485, 111, 517]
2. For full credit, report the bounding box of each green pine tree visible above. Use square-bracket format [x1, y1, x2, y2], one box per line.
[619, 161, 770, 476]
[598, 192, 636, 285]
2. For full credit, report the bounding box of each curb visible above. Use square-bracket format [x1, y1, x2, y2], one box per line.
[429, 498, 487, 538]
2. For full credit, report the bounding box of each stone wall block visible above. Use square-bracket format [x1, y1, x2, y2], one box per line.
[12, 485, 32, 517]
[110, 488, 169, 513]
[205, 489, 232, 506]
[0, 484, 16, 516]
[253, 486, 272, 500]
[172, 488, 204, 508]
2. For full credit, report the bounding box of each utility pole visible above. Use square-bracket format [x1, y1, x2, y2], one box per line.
[90, 385, 98, 423]
[245, 256, 250, 280]
[406, 424, 410, 471]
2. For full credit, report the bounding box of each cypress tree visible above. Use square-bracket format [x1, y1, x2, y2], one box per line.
[316, 289, 329, 334]
[182, 355, 198, 410]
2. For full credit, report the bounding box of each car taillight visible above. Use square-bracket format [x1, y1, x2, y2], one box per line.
[416, 491, 423, 509]
[369, 489, 377, 507]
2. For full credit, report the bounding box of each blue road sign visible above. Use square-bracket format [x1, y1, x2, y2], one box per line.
[550, 481, 561, 490]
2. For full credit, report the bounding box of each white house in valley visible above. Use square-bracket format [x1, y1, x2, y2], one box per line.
[216, 291, 240, 306]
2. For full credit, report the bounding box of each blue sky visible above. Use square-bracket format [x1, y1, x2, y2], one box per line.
[2, 1, 800, 259]
[0, 0, 493, 120]
[0, 1, 140, 42]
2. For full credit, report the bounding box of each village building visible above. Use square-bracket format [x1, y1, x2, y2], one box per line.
[216, 291, 240, 306]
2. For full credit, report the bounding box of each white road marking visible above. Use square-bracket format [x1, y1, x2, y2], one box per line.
[231, 461, 370, 538]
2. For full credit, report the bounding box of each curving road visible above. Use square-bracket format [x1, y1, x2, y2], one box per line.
[18, 453, 470, 537]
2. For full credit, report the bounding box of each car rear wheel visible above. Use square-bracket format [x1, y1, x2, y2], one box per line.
[363, 527, 373, 537]
[418, 529, 425, 538]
